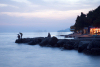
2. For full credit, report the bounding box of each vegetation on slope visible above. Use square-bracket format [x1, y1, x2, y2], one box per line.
[70, 6, 100, 32]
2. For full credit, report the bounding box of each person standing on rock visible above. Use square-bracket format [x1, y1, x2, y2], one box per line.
[19, 32, 23, 39]
[17, 34, 20, 39]
[47, 33, 51, 38]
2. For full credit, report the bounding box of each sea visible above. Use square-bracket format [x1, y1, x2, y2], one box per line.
[0, 32, 100, 67]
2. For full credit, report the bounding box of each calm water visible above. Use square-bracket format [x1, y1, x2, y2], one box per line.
[0, 32, 100, 67]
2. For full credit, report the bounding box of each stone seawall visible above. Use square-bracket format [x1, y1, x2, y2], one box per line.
[15, 37, 100, 55]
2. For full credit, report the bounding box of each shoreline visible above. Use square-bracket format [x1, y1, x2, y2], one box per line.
[15, 36, 100, 56]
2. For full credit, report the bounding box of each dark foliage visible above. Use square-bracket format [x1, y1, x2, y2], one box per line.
[71, 6, 100, 32]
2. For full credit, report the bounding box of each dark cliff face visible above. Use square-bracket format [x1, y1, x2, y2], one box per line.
[71, 6, 100, 32]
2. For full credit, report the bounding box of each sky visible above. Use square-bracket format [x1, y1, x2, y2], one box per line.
[0, 0, 100, 32]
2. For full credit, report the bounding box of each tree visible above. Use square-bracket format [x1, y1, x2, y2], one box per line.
[70, 6, 100, 32]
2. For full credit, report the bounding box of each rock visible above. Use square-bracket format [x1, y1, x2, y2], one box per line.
[28, 37, 44, 45]
[91, 48, 100, 55]
[22, 38, 33, 43]
[15, 38, 32, 43]
[63, 41, 75, 50]
[57, 39, 67, 47]
[28, 39, 40, 45]
[78, 41, 90, 52]
[49, 36, 58, 47]
[92, 41, 100, 48]
[64, 44, 74, 50]
[73, 41, 80, 49]
[15, 39, 22, 43]
[15, 37, 44, 44]
[87, 41, 93, 50]
[39, 37, 51, 46]
[15, 36, 100, 56]
[87, 40, 100, 50]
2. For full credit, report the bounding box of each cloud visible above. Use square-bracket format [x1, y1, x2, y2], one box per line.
[0, 0, 100, 32]
[0, 4, 8, 7]
[11, 0, 40, 7]
[42, 0, 100, 7]
[11, 0, 32, 4]
[0, 9, 90, 20]
[43, 0, 79, 3]
[0, 3, 19, 8]
[43, 0, 100, 3]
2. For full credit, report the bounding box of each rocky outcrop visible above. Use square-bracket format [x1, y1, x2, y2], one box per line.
[28, 37, 44, 45]
[63, 40, 75, 50]
[78, 41, 90, 52]
[39, 37, 51, 46]
[57, 39, 68, 47]
[15, 37, 100, 55]
[49, 37, 58, 47]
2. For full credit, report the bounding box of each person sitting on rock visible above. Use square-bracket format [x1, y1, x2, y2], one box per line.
[47, 33, 51, 38]
[19, 32, 23, 39]
[17, 34, 20, 39]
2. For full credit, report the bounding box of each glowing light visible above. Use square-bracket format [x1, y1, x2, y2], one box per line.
[90, 28, 100, 34]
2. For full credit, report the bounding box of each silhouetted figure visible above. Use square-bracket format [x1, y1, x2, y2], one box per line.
[47, 33, 51, 38]
[96, 31, 97, 35]
[17, 34, 20, 39]
[19, 32, 23, 39]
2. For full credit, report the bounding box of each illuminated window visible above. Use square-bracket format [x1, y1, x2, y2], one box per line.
[90, 28, 100, 35]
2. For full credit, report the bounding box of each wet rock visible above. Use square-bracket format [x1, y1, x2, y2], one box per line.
[91, 48, 100, 55]
[63, 41, 75, 50]
[73, 41, 80, 49]
[49, 36, 58, 47]
[22, 38, 33, 43]
[15, 39, 22, 43]
[87, 40, 100, 50]
[15, 38, 32, 43]
[15, 36, 100, 56]
[78, 41, 90, 52]
[57, 39, 67, 47]
[87, 41, 93, 50]
[39, 37, 51, 46]
[92, 41, 100, 48]
[28, 37, 44, 45]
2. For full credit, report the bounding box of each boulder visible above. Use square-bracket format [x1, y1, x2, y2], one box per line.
[22, 38, 33, 43]
[64, 44, 74, 50]
[49, 36, 58, 47]
[39, 37, 51, 46]
[15, 38, 32, 43]
[78, 41, 90, 52]
[73, 41, 80, 49]
[63, 41, 75, 50]
[15, 39, 22, 43]
[87, 41, 93, 50]
[92, 41, 100, 48]
[87, 40, 100, 50]
[91, 48, 100, 55]
[57, 39, 67, 47]
[28, 37, 44, 45]
[28, 39, 38, 45]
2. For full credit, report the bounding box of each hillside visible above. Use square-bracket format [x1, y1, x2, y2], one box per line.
[70, 5, 100, 32]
